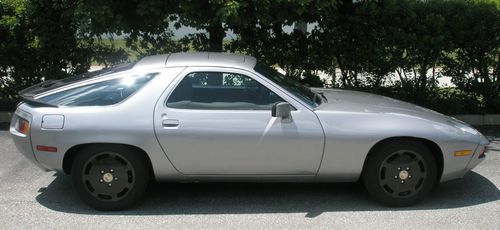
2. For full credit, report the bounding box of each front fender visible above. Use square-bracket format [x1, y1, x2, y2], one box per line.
[314, 111, 480, 182]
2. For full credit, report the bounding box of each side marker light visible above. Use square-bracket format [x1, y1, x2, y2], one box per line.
[454, 150, 472, 157]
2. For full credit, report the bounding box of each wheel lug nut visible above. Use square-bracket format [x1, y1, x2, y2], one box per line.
[408, 175, 412, 179]
[394, 176, 398, 179]
[99, 179, 103, 183]
[114, 177, 118, 181]
[108, 183, 112, 187]
[397, 167, 401, 171]
[406, 167, 410, 171]
[401, 180, 405, 184]
[100, 170, 105, 174]
[110, 169, 114, 173]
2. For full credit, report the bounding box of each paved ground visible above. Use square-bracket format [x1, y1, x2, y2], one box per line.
[0, 130, 498, 229]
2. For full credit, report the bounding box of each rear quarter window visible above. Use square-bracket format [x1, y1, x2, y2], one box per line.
[36, 73, 158, 106]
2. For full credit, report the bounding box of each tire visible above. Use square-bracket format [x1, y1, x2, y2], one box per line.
[362, 140, 437, 206]
[71, 145, 149, 211]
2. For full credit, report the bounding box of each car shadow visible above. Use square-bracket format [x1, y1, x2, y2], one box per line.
[36, 170, 499, 217]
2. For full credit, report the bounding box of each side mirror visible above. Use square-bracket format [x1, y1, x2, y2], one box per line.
[272, 102, 292, 122]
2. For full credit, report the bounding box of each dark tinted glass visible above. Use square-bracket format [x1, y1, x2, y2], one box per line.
[37, 73, 157, 106]
[167, 72, 284, 110]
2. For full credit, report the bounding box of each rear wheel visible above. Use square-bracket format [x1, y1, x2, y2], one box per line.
[71, 145, 149, 210]
[363, 140, 437, 206]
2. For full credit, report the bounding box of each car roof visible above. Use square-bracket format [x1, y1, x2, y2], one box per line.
[133, 52, 257, 70]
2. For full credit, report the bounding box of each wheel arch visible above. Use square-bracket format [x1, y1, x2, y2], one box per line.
[362, 136, 444, 181]
[63, 143, 155, 178]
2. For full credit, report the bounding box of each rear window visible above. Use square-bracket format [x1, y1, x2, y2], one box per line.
[19, 62, 138, 98]
[36, 73, 158, 106]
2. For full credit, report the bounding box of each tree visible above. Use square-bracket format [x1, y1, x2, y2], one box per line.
[443, 1, 500, 113]
[0, 0, 94, 100]
[1, 0, 499, 115]
[174, 0, 241, 52]
[314, 0, 403, 89]
[0, 0, 38, 99]
[228, 0, 323, 79]
[75, 0, 183, 58]
[30, 0, 93, 79]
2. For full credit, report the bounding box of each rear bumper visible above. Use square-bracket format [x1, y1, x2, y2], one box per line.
[9, 109, 49, 171]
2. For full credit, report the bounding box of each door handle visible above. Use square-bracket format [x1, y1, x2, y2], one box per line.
[162, 119, 179, 128]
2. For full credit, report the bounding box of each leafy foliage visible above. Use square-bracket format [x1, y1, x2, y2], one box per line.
[0, 0, 499, 114]
[441, 2, 500, 113]
[0, 0, 92, 100]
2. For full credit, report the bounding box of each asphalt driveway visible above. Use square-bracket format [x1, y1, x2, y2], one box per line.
[0, 129, 498, 229]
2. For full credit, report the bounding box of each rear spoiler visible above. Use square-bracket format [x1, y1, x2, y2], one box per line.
[18, 80, 59, 108]
[19, 96, 58, 108]
[19, 94, 58, 108]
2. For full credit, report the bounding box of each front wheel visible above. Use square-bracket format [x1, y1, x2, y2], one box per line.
[363, 140, 437, 206]
[71, 145, 149, 210]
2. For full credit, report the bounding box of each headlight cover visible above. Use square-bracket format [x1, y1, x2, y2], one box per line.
[447, 117, 479, 136]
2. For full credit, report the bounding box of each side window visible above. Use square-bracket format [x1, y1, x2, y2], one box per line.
[37, 73, 158, 106]
[166, 72, 285, 110]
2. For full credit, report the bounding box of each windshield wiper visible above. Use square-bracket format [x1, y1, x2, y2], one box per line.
[320, 92, 328, 103]
[312, 91, 328, 106]
[313, 92, 323, 105]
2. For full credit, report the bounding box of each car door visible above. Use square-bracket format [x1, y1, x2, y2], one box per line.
[154, 67, 324, 175]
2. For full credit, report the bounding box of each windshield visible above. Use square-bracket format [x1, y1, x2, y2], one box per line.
[254, 63, 318, 107]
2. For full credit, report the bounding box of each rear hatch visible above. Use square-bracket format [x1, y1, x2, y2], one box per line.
[18, 63, 135, 107]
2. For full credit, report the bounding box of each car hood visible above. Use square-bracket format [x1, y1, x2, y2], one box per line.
[312, 88, 483, 142]
[312, 88, 454, 124]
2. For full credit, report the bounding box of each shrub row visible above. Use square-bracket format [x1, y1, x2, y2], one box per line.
[233, 0, 499, 114]
[1, 0, 499, 114]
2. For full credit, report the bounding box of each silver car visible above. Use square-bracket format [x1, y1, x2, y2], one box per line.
[10, 52, 489, 210]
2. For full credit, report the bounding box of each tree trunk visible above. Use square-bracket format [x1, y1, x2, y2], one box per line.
[208, 23, 224, 52]
[416, 66, 428, 103]
[294, 21, 307, 34]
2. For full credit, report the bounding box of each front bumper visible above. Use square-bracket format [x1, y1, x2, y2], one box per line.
[464, 135, 489, 171]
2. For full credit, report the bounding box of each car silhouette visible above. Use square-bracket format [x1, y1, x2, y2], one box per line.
[10, 52, 489, 210]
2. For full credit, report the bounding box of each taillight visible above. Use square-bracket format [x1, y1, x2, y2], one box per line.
[15, 117, 30, 135]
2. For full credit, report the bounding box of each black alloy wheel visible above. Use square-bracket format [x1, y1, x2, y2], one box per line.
[72, 145, 149, 210]
[363, 140, 437, 206]
[81, 152, 135, 202]
[378, 150, 427, 198]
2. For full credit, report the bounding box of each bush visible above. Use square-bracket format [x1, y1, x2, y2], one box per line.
[0, 0, 94, 101]
[356, 86, 483, 115]
[310, 0, 499, 114]
[300, 71, 324, 87]
[0, 0, 498, 115]
[0, 98, 18, 111]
